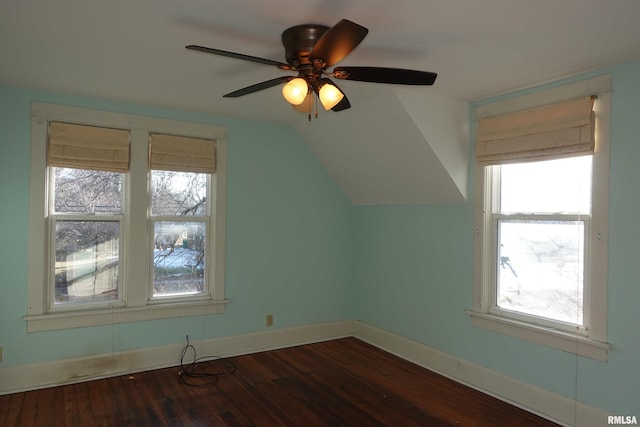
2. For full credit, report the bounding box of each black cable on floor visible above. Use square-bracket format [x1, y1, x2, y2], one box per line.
[178, 335, 237, 387]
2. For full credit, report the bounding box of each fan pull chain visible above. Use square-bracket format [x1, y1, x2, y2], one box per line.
[314, 95, 319, 119]
[306, 91, 313, 122]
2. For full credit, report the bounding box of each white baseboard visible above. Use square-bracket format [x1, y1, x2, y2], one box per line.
[0, 319, 609, 427]
[0, 320, 353, 395]
[352, 320, 609, 427]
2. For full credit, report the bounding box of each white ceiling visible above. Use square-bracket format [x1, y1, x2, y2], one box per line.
[2, 0, 640, 204]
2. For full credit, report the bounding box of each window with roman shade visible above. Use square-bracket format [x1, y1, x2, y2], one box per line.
[45, 121, 130, 307]
[148, 133, 217, 300]
[47, 121, 130, 172]
[149, 133, 216, 174]
[470, 75, 611, 362]
[28, 102, 229, 332]
[475, 96, 595, 165]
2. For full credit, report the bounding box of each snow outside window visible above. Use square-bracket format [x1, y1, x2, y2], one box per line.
[150, 171, 210, 299]
[491, 156, 590, 330]
[469, 76, 611, 361]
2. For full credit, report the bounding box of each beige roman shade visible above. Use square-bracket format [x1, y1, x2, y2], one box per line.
[48, 122, 130, 172]
[476, 96, 595, 165]
[149, 133, 216, 174]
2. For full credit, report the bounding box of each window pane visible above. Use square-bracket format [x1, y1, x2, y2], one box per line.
[53, 167, 123, 213]
[497, 220, 584, 324]
[54, 220, 120, 304]
[500, 156, 591, 214]
[153, 221, 206, 297]
[151, 170, 208, 216]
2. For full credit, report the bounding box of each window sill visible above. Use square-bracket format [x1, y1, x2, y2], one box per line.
[466, 310, 609, 361]
[24, 299, 228, 333]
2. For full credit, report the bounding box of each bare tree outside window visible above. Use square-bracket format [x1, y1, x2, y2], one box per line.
[51, 167, 211, 301]
[151, 171, 207, 216]
[52, 168, 123, 304]
[54, 168, 122, 213]
[151, 170, 209, 297]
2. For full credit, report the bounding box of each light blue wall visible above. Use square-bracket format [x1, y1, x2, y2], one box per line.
[0, 85, 355, 365]
[353, 60, 640, 414]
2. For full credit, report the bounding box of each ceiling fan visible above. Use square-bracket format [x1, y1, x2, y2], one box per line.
[186, 19, 437, 118]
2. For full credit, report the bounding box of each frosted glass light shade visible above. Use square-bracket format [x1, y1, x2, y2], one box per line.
[319, 83, 344, 110]
[293, 92, 314, 113]
[282, 78, 309, 105]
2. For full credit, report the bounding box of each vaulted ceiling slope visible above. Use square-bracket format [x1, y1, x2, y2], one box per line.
[294, 88, 469, 205]
[2, 1, 639, 205]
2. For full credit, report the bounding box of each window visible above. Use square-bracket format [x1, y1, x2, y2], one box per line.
[47, 121, 129, 309]
[148, 133, 216, 300]
[469, 76, 611, 361]
[51, 167, 124, 306]
[492, 156, 590, 327]
[26, 103, 228, 332]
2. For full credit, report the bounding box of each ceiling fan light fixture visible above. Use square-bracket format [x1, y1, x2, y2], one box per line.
[293, 91, 315, 113]
[318, 81, 344, 110]
[282, 77, 309, 105]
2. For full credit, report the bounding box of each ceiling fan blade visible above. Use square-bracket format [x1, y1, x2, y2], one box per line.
[333, 66, 437, 85]
[186, 45, 292, 69]
[223, 76, 294, 98]
[310, 19, 368, 67]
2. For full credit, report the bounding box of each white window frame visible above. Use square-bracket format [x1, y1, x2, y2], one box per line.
[48, 197, 126, 311]
[148, 172, 211, 303]
[468, 75, 611, 361]
[25, 102, 228, 332]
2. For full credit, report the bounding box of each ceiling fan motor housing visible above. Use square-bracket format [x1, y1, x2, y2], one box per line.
[281, 24, 329, 68]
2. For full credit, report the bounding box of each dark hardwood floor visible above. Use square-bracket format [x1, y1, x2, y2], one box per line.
[0, 337, 559, 426]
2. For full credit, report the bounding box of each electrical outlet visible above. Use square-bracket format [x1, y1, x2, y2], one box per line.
[266, 314, 274, 327]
